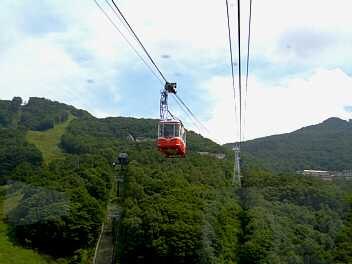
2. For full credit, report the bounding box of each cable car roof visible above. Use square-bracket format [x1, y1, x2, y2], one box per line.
[159, 119, 182, 124]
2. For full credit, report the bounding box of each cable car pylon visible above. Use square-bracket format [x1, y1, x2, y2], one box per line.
[224, 0, 253, 187]
[233, 145, 242, 186]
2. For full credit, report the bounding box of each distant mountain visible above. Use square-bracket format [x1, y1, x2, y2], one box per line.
[1, 97, 352, 264]
[0, 97, 90, 130]
[225, 117, 352, 172]
[0, 97, 235, 263]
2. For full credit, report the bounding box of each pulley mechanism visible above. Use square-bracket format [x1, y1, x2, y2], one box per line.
[160, 82, 177, 120]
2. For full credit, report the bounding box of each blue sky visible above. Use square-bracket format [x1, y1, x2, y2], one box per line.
[1, 0, 352, 143]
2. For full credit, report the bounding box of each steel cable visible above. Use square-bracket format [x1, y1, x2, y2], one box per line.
[243, 0, 253, 141]
[94, 0, 164, 84]
[111, 0, 168, 83]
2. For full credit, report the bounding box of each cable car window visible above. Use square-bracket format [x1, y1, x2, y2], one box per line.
[158, 124, 163, 137]
[163, 123, 175, 137]
[174, 124, 180, 137]
[182, 128, 186, 143]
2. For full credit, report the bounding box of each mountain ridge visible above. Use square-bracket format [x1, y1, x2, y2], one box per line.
[225, 116, 352, 172]
[1, 96, 352, 263]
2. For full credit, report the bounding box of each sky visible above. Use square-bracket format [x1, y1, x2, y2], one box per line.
[1, 0, 352, 144]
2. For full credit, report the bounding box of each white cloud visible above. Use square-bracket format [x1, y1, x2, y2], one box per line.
[0, 0, 131, 116]
[0, 38, 82, 99]
[251, 0, 352, 64]
[1, 0, 352, 144]
[205, 68, 352, 144]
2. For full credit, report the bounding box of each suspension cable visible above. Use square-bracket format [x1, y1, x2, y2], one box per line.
[110, 0, 168, 83]
[225, 0, 240, 142]
[174, 94, 210, 134]
[224, 0, 247, 186]
[243, 0, 253, 141]
[225, 0, 237, 116]
[104, 0, 134, 38]
[94, 0, 164, 84]
[171, 96, 204, 133]
[237, 0, 242, 145]
[96, 0, 210, 138]
[172, 95, 225, 143]
[105, 0, 164, 84]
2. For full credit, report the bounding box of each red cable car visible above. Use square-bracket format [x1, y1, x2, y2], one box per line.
[157, 82, 187, 158]
[157, 120, 186, 157]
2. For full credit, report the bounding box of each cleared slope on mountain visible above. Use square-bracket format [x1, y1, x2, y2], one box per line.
[0, 98, 112, 262]
[26, 114, 75, 164]
[0, 97, 90, 131]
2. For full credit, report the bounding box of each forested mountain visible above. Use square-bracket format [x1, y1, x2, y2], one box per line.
[0, 97, 351, 264]
[225, 117, 352, 172]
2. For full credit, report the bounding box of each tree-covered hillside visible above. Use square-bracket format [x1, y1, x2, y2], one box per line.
[0, 97, 352, 263]
[239, 165, 352, 263]
[0, 129, 42, 179]
[0, 97, 90, 131]
[226, 117, 352, 172]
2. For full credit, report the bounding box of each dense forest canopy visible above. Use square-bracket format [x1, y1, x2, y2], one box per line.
[0, 97, 351, 263]
[226, 117, 352, 172]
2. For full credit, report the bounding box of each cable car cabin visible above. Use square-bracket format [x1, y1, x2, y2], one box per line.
[157, 120, 186, 157]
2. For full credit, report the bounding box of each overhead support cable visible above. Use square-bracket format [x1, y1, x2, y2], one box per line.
[225, 0, 240, 142]
[237, 0, 242, 144]
[174, 94, 210, 135]
[243, 0, 253, 141]
[104, 0, 134, 37]
[170, 96, 204, 133]
[110, 0, 168, 83]
[172, 94, 223, 143]
[245, 0, 253, 95]
[225, 0, 237, 113]
[108, 0, 208, 133]
[96, 0, 211, 141]
[225, 0, 247, 186]
[94, 0, 164, 84]
[234, 0, 243, 187]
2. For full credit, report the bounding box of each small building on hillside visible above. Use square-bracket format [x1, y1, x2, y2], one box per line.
[333, 170, 352, 180]
[297, 169, 352, 181]
[297, 170, 334, 181]
[197, 152, 226, 159]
